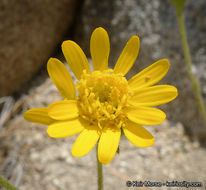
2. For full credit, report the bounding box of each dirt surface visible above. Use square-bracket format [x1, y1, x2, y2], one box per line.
[0, 68, 206, 190]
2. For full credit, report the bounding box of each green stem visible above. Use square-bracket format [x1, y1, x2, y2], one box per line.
[176, 7, 206, 123]
[0, 175, 19, 190]
[96, 145, 103, 190]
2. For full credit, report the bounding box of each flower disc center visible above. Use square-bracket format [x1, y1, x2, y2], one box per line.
[77, 70, 129, 128]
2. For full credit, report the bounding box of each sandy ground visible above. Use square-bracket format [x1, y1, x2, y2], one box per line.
[0, 70, 206, 190]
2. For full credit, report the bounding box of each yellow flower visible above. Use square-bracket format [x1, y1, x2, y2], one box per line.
[24, 27, 178, 164]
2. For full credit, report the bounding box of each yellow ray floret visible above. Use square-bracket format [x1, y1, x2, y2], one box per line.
[128, 59, 170, 90]
[62, 40, 91, 80]
[48, 100, 79, 120]
[90, 27, 110, 71]
[114, 35, 140, 76]
[126, 106, 166, 125]
[128, 85, 178, 107]
[47, 118, 85, 138]
[98, 126, 121, 164]
[72, 125, 100, 157]
[123, 120, 155, 148]
[24, 107, 55, 125]
[47, 58, 75, 100]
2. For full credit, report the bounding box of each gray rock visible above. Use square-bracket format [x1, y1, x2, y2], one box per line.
[75, 0, 206, 137]
[0, 0, 78, 97]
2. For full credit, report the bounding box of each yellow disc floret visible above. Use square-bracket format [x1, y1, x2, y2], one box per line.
[77, 69, 129, 129]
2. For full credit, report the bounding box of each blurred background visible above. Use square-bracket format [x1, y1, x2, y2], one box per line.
[0, 0, 206, 189]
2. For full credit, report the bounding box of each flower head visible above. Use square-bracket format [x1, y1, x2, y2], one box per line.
[24, 27, 178, 164]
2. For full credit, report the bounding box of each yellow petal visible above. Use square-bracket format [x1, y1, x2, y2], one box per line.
[24, 107, 55, 125]
[129, 85, 178, 106]
[48, 100, 79, 120]
[90, 27, 110, 71]
[123, 120, 154, 147]
[128, 59, 170, 90]
[62, 40, 91, 80]
[72, 125, 100, 157]
[98, 126, 121, 164]
[47, 117, 85, 138]
[127, 106, 166, 125]
[114, 36, 140, 76]
[47, 58, 75, 100]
